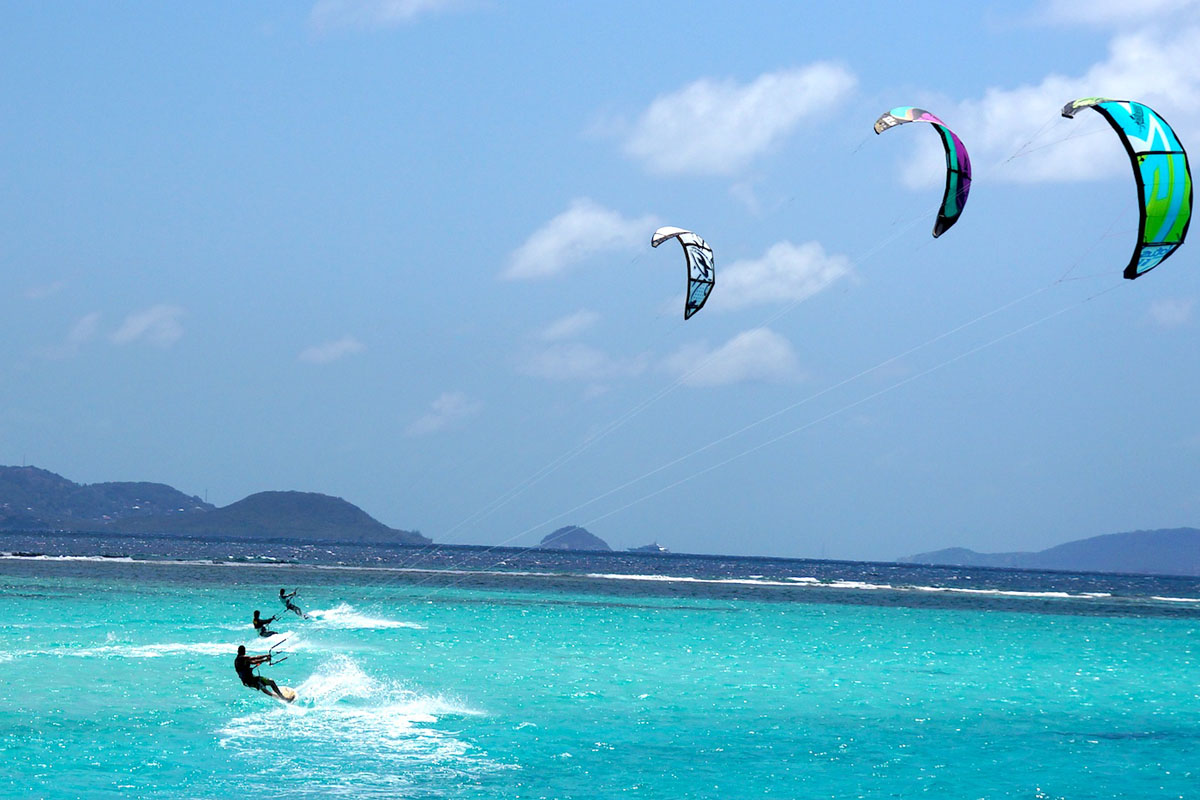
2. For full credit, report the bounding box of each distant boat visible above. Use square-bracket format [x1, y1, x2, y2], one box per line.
[628, 543, 669, 554]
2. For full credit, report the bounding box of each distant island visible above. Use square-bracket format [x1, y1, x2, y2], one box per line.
[538, 525, 611, 552]
[902, 527, 1200, 577]
[0, 465, 429, 545]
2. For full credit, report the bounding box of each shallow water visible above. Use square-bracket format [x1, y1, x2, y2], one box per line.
[1, 541, 1198, 798]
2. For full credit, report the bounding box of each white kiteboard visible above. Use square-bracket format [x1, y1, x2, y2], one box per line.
[277, 686, 297, 703]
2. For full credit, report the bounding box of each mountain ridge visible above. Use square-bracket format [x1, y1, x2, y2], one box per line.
[901, 527, 1200, 577]
[0, 465, 429, 545]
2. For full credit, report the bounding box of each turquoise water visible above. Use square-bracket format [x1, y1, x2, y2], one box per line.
[2, 558, 1198, 798]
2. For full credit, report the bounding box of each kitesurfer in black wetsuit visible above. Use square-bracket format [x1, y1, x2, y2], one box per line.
[279, 588, 307, 619]
[234, 645, 286, 699]
[251, 610, 278, 638]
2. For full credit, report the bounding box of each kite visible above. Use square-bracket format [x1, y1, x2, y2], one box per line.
[1062, 98, 1192, 279]
[874, 107, 972, 238]
[652, 227, 714, 320]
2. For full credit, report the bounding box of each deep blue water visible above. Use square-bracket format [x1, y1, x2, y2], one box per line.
[4, 530, 1200, 617]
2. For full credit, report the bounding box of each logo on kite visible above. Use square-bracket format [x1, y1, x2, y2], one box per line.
[651, 227, 715, 320]
[1061, 98, 1192, 279]
[874, 107, 973, 238]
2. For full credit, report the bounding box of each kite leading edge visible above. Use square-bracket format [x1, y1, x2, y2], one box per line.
[652, 227, 715, 320]
[874, 107, 973, 238]
[1062, 98, 1192, 279]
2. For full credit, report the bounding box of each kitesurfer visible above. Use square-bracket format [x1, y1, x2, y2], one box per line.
[234, 644, 287, 700]
[251, 610, 278, 638]
[279, 588, 307, 619]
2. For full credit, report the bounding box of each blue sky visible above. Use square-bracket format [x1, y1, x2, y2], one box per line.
[2, 0, 1198, 560]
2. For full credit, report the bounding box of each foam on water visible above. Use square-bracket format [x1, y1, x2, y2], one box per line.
[222, 654, 481, 739]
[308, 603, 425, 630]
[217, 654, 498, 793]
[9, 637, 306, 660]
[79, 641, 236, 658]
[578, 571, 1168, 604]
[585, 572, 804, 587]
[0, 553, 138, 563]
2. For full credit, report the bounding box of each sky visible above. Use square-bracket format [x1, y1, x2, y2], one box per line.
[2, 0, 1199, 561]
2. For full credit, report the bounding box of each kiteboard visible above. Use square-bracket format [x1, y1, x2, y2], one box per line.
[277, 686, 297, 703]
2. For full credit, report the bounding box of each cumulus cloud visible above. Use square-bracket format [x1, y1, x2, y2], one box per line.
[899, 18, 1200, 187]
[111, 305, 185, 348]
[299, 335, 366, 364]
[1148, 297, 1194, 327]
[710, 241, 852, 312]
[504, 199, 655, 280]
[664, 328, 801, 387]
[38, 312, 101, 359]
[623, 64, 857, 176]
[309, 0, 464, 30]
[406, 391, 482, 436]
[539, 310, 601, 341]
[519, 343, 648, 382]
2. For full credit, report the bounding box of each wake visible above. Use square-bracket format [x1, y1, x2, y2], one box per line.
[307, 602, 425, 630]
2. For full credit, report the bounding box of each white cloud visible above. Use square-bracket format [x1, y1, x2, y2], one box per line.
[406, 391, 482, 436]
[25, 280, 66, 300]
[539, 310, 601, 341]
[299, 335, 366, 364]
[1039, 0, 1200, 26]
[309, 0, 464, 30]
[111, 305, 185, 348]
[519, 343, 648, 382]
[664, 328, 801, 387]
[504, 199, 655, 280]
[38, 312, 101, 359]
[900, 22, 1200, 187]
[1148, 297, 1194, 327]
[711, 241, 852, 312]
[728, 181, 762, 214]
[69, 312, 101, 344]
[623, 64, 857, 176]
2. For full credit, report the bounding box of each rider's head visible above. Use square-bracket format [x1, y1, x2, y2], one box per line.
[253, 610, 260, 618]
[237, 645, 246, 655]
[280, 589, 285, 595]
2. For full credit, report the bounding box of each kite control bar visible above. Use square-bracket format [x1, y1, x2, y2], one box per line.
[268, 636, 290, 666]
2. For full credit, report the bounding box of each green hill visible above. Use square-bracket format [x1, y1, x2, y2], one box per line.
[0, 466, 211, 529]
[113, 490, 429, 544]
[539, 525, 611, 551]
[0, 465, 428, 545]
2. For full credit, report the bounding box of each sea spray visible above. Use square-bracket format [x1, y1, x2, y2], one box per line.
[308, 603, 425, 630]
[218, 654, 496, 793]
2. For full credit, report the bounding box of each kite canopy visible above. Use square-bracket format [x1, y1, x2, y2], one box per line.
[1061, 98, 1192, 279]
[652, 227, 715, 320]
[874, 107, 973, 238]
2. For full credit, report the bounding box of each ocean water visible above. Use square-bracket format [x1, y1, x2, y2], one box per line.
[1, 536, 1198, 798]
